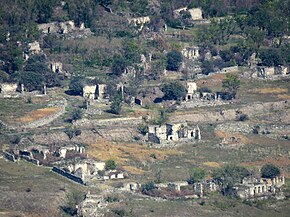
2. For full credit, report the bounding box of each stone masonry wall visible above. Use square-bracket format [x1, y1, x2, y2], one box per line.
[171, 100, 290, 124]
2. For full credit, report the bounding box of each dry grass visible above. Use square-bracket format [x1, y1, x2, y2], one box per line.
[196, 73, 227, 90]
[214, 130, 250, 144]
[241, 156, 290, 178]
[203, 162, 221, 168]
[253, 88, 288, 94]
[88, 140, 179, 164]
[18, 107, 60, 123]
[121, 166, 146, 175]
[277, 94, 290, 99]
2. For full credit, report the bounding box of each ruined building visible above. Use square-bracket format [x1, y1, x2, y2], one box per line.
[147, 122, 201, 144]
[48, 62, 63, 73]
[82, 84, 108, 101]
[184, 81, 197, 101]
[181, 47, 200, 60]
[234, 176, 285, 199]
[173, 7, 203, 20]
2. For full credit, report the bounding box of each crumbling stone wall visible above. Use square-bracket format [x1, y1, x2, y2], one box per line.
[21, 99, 67, 129]
[52, 167, 84, 185]
[172, 100, 290, 124]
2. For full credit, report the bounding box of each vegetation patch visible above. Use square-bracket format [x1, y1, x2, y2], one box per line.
[18, 107, 60, 123]
[88, 140, 179, 164]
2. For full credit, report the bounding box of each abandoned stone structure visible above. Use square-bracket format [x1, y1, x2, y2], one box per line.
[181, 46, 200, 60]
[255, 66, 290, 78]
[48, 62, 63, 73]
[83, 85, 97, 100]
[184, 81, 197, 101]
[56, 159, 106, 184]
[128, 16, 150, 30]
[156, 181, 189, 191]
[123, 66, 137, 78]
[173, 7, 203, 20]
[27, 41, 42, 55]
[38, 21, 76, 34]
[193, 181, 218, 196]
[234, 176, 285, 199]
[82, 84, 108, 101]
[103, 171, 125, 180]
[58, 145, 85, 158]
[0, 83, 19, 94]
[77, 192, 107, 217]
[147, 122, 201, 144]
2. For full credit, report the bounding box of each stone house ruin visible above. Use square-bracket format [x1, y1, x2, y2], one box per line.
[181, 47, 200, 60]
[103, 171, 125, 180]
[77, 192, 107, 217]
[38, 21, 78, 34]
[184, 81, 197, 101]
[48, 62, 63, 73]
[173, 7, 203, 20]
[82, 84, 108, 101]
[193, 180, 218, 196]
[255, 66, 290, 78]
[128, 16, 150, 30]
[83, 85, 97, 100]
[234, 176, 285, 199]
[25, 41, 42, 56]
[55, 159, 106, 184]
[0, 83, 19, 94]
[147, 122, 201, 144]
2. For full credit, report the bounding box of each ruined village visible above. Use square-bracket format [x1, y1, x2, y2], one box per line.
[0, 1, 290, 217]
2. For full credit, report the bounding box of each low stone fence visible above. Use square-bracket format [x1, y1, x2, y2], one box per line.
[3, 152, 17, 162]
[52, 166, 84, 185]
[74, 116, 143, 127]
[20, 155, 40, 166]
[171, 100, 290, 124]
[21, 99, 67, 129]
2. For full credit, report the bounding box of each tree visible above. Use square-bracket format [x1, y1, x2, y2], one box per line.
[141, 181, 155, 193]
[222, 74, 240, 98]
[261, 164, 281, 179]
[166, 50, 183, 71]
[111, 57, 127, 76]
[17, 71, 44, 91]
[69, 76, 84, 95]
[213, 165, 249, 191]
[109, 92, 122, 115]
[71, 108, 83, 122]
[187, 168, 206, 184]
[105, 159, 116, 170]
[161, 81, 187, 101]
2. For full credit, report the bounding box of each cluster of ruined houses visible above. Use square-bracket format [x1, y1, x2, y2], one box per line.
[248, 53, 290, 78]
[122, 174, 285, 200]
[3, 144, 124, 185]
[234, 176, 285, 200]
[3, 130, 128, 186]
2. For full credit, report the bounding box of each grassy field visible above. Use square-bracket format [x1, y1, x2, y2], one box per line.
[0, 158, 85, 217]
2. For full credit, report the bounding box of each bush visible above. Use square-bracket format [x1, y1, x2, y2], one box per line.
[261, 164, 280, 178]
[142, 181, 155, 193]
[161, 81, 187, 101]
[137, 124, 148, 135]
[109, 92, 122, 115]
[166, 50, 183, 71]
[69, 76, 84, 95]
[213, 165, 250, 189]
[237, 114, 249, 121]
[71, 109, 83, 122]
[105, 159, 116, 170]
[188, 168, 206, 184]
[111, 57, 128, 76]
